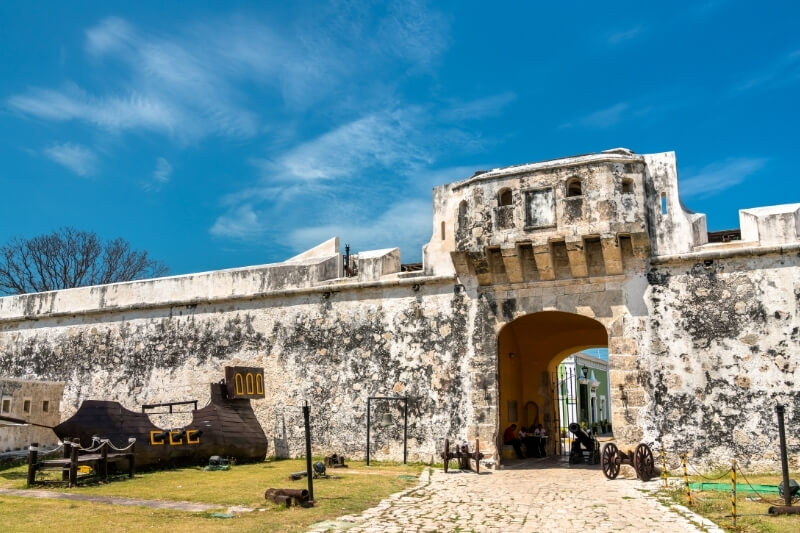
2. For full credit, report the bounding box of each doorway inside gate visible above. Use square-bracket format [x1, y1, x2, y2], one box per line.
[497, 311, 609, 462]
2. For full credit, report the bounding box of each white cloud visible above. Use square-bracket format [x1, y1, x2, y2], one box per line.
[209, 205, 262, 239]
[43, 142, 97, 176]
[153, 157, 172, 183]
[680, 157, 767, 198]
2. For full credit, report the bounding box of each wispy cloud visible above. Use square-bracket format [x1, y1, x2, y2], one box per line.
[43, 142, 97, 176]
[560, 102, 632, 129]
[288, 199, 432, 259]
[142, 156, 173, 192]
[680, 157, 767, 198]
[8, 4, 450, 144]
[264, 109, 434, 183]
[209, 205, 262, 240]
[607, 26, 644, 44]
[439, 92, 516, 122]
[734, 50, 800, 93]
[153, 157, 172, 183]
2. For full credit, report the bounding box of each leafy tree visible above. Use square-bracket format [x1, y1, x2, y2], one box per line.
[0, 227, 169, 295]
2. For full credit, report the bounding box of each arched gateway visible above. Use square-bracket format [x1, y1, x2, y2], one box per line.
[497, 311, 608, 460]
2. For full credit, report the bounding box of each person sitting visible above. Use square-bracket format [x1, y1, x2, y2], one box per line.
[503, 423, 525, 459]
[522, 425, 539, 458]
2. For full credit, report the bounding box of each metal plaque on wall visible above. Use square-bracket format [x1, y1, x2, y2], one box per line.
[224, 366, 266, 399]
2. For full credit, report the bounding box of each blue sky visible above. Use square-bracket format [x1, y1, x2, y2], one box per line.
[1, 1, 798, 275]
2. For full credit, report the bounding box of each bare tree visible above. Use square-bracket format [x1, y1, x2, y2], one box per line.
[0, 227, 169, 295]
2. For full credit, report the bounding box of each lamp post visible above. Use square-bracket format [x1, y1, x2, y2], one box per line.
[366, 396, 408, 466]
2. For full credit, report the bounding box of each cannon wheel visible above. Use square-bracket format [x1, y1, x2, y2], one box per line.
[442, 439, 450, 473]
[602, 443, 620, 479]
[633, 443, 655, 481]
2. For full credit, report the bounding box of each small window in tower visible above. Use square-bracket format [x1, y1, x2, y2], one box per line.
[42, 400, 50, 413]
[1, 398, 10, 414]
[661, 192, 668, 215]
[440, 221, 446, 240]
[622, 178, 633, 194]
[566, 177, 582, 197]
[23, 399, 31, 413]
[498, 188, 513, 206]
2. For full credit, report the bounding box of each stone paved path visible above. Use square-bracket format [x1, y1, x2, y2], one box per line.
[0, 487, 253, 514]
[309, 458, 723, 532]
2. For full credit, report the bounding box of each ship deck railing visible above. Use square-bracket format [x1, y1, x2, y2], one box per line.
[26, 438, 136, 487]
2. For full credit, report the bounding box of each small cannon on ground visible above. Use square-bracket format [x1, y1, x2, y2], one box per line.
[441, 438, 484, 473]
[601, 442, 655, 481]
[265, 487, 312, 507]
[568, 423, 600, 465]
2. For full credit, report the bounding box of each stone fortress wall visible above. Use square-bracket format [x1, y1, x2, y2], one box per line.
[1, 148, 798, 469]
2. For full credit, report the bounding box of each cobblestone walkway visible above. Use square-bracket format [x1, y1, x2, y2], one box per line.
[310, 459, 723, 532]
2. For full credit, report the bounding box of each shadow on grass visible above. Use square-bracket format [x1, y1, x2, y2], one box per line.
[0, 471, 27, 481]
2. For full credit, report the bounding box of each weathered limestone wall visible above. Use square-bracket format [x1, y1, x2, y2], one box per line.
[1, 148, 798, 472]
[640, 250, 800, 469]
[0, 277, 474, 462]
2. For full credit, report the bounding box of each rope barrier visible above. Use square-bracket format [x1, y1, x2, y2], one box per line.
[736, 464, 790, 506]
[35, 443, 64, 456]
[105, 438, 136, 452]
[685, 460, 732, 481]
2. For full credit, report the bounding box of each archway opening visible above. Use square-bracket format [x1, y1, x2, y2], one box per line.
[497, 311, 609, 462]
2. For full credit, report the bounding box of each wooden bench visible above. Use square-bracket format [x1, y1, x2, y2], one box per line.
[27, 438, 136, 487]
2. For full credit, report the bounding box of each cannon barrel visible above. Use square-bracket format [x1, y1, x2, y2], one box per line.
[568, 422, 595, 450]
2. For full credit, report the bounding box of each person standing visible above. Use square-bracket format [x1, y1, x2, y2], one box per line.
[536, 424, 548, 457]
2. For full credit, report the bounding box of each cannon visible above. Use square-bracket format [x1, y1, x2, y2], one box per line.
[568, 423, 600, 464]
[440, 438, 484, 473]
[601, 442, 655, 481]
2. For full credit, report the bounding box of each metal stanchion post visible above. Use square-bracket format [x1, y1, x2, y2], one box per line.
[777, 404, 792, 507]
[681, 453, 692, 506]
[303, 401, 314, 502]
[731, 458, 737, 528]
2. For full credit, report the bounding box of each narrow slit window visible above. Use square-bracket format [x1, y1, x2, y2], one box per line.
[660, 192, 668, 214]
[1, 398, 10, 414]
[42, 400, 50, 413]
[440, 221, 446, 240]
[23, 400, 31, 413]
[566, 178, 582, 197]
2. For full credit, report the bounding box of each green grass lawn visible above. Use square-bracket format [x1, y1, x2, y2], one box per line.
[662, 471, 800, 533]
[0, 459, 425, 533]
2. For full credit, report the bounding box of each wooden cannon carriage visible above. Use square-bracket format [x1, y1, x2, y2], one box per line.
[441, 438, 484, 473]
[601, 442, 655, 480]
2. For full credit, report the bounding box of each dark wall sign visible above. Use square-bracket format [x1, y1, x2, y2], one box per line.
[225, 366, 266, 399]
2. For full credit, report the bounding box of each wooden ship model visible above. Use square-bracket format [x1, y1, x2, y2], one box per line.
[52, 366, 268, 468]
